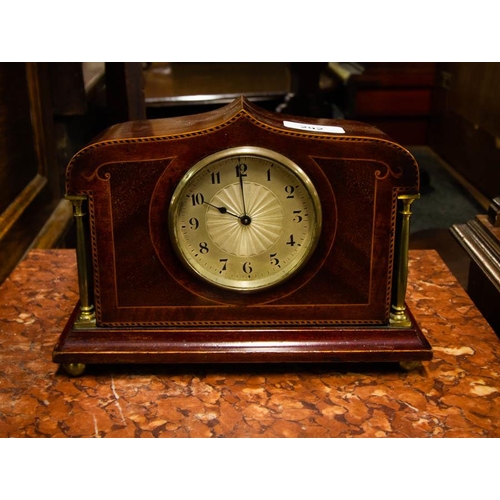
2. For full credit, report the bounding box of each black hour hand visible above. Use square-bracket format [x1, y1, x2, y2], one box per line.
[204, 201, 240, 219]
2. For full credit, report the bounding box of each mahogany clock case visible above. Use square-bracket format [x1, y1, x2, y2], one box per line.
[53, 97, 432, 367]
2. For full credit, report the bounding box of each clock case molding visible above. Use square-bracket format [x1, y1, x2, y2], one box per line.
[53, 96, 432, 370]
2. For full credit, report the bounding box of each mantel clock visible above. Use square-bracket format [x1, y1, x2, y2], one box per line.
[53, 97, 432, 375]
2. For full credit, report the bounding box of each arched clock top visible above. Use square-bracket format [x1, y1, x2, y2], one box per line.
[65, 96, 418, 194]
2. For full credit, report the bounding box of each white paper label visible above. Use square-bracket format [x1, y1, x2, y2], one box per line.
[283, 120, 345, 134]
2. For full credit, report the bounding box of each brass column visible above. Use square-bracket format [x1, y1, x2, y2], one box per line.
[67, 195, 96, 327]
[390, 194, 419, 328]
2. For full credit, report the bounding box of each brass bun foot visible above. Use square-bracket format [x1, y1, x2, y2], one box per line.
[62, 363, 86, 377]
[399, 360, 422, 371]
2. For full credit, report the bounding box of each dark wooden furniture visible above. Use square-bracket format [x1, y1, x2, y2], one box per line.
[0, 62, 153, 286]
[53, 97, 431, 372]
[329, 62, 437, 145]
[430, 62, 500, 203]
[451, 200, 500, 335]
[488, 196, 500, 226]
[0, 63, 70, 284]
[143, 62, 292, 118]
[105, 62, 146, 124]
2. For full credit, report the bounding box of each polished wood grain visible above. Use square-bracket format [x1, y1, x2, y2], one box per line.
[56, 97, 431, 366]
[54, 303, 430, 365]
[67, 97, 418, 323]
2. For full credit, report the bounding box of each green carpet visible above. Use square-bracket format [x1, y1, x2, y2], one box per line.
[408, 146, 483, 234]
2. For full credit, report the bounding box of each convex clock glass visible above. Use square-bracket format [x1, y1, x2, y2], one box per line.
[169, 147, 322, 292]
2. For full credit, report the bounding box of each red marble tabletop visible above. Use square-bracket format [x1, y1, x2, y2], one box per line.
[1, 249, 499, 438]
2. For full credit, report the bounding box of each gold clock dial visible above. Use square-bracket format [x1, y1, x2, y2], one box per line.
[168, 146, 322, 292]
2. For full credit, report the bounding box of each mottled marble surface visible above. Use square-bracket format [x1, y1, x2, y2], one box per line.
[1, 249, 499, 437]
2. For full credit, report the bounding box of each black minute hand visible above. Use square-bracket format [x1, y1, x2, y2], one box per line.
[238, 163, 248, 216]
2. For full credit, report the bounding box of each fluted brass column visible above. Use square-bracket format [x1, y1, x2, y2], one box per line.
[390, 194, 419, 328]
[67, 195, 96, 327]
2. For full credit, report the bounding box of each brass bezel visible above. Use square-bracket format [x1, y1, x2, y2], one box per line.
[168, 146, 323, 292]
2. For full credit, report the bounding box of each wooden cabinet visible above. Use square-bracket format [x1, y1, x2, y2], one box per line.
[430, 62, 500, 201]
[0, 63, 72, 283]
[451, 209, 500, 335]
[329, 62, 437, 145]
[0, 63, 107, 284]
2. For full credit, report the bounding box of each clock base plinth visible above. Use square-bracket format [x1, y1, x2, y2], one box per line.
[53, 304, 432, 371]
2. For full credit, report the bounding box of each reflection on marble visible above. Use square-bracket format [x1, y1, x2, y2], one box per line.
[1, 249, 499, 437]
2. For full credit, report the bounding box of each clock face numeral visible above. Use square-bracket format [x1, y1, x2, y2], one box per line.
[285, 185, 295, 198]
[243, 262, 253, 274]
[270, 253, 280, 267]
[199, 242, 209, 254]
[169, 147, 322, 292]
[190, 193, 205, 206]
[236, 163, 247, 177]
[211, 171, 221, 184]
